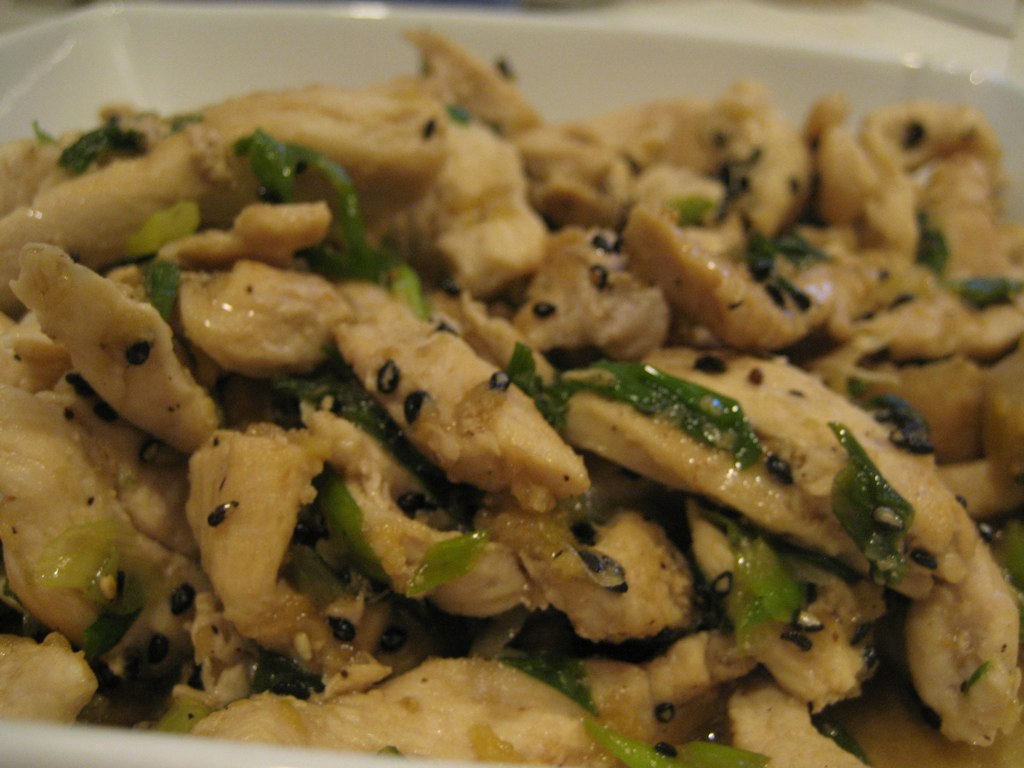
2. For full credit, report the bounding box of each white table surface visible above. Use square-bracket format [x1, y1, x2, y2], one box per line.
[1, 0, 1023, 85]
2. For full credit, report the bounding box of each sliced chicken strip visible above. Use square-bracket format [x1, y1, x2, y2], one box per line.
[905, 531, 1022, 745]
[0, 634, 96, 723]
[306, 407, 534, 617]
[185, 425, 375, 676]
[11, 244, 218, 453]
[0, 85, 447, 314]
[729, 679, 869, 768]
[193, 657, 604, 766]
[0, 309, 69, 393]
[563, 347, 976, 597]
[179, 260, 352, 378]
[335, 282, 588, 513]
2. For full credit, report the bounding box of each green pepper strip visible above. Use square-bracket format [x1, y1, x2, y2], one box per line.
[584, 719, 769, 768]
[502, 653, 597, 714]
[555, 361, 762, 469]
[316, 466, 389, 584]
[406, 530, 489, 597]
[829, 423, 914, 587]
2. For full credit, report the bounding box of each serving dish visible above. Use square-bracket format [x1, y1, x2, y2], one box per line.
[1, 3, 1023, 766]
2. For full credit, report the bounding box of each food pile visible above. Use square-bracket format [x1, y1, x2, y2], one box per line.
[0, 29, 1022, 767]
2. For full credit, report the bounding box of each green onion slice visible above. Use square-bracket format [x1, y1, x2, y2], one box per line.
[315, 466, 389, 584]
[141, 260, 181, 322]
[502, 653, 597, 714]
[154, 696, 212, 733]
[406, 530, 489, 597]
[584, 720, 768, 768]
[124, 200, 200, 258]
[829, 423, 914, 586]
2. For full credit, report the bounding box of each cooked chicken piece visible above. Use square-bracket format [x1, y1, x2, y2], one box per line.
[586, 98, 713, 172]
[585, 630, 755, 744]
[515, 122, 633, 228]
[831, 288, 1024, 363]
[563, 347, 977, 598]
[905, 532, 1022, 745]
[624, 205, 834, 352]
[405, 30, 542, 138]
[163, 201, 331, 269]
[484, 506, 693, 643]
[814, 123, 918, 259]
[179, 260, 352, 378]
[920, 154, 1024, 279]
[0, 634, 96, 722]
[429, 289, 557, 382]
[0, 383, 201, 670]
[186, 425, 376, 676]
[0, 310, 69, 393]
[0, 138, 67, 218]
[11, 245, 218, 452]
[630, 164, 725, 215]
[689, 504, 884, 710]
[705, 80, 812, 236]
[938, 459, 1024, 520]
[513, 227, 670, 360]
[729, 679, 869, 768]
[0, 85, 447, 315]
[335, 282, 588, 513]
[193, 657, 603, 765]
[189, 592, 260, 707]
[306, 408, 534, 617]
[859, 100, 1001, 176]
[46, 379, 195, 557]
[981, 342, 1024, 483]
[399, 121, 547, 298]
[802, 92, 849, 147]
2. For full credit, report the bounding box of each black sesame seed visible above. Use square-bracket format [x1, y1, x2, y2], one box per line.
[765, 453, 794, 485]
[270, 679, 312, 700]
[862, 644, 880, 669]
[147, 633, 170, 664]
[434, 320, 458, 335]
[93, 400, 118, 422]
[978, 521, 995, 543]
[422, 118, 437, 140]
[779, 629, 813, 651]
[495, 56, 515, 80]
[902, 120, 926, 149]
[570, 520, 597, 546]
[578, 548, 628, 593]
[653, 743, 677, 758]
[765, 282, 786, 308]
[590, 232, 621, 253]
[63, 407, 75, 421]
[909, 548, 938, 570]
[440, 277, 461, 296]
[654, 702, 676, 723]
[122, 649, 142, 681]
[404, 390, 428, 425]
[532, 301, 557, 318]
[588, 264, 609, 290]
[329, 617, 357, 643]
[91, 659, 122, 691]
[169, 585, 195, 618]
[489, 371, 511, 391]
[208, 500, 238, 527]
[850, 622, 871, 646]
[138, 438, 162, 464]
[125, 340, 151, 366]
[376, 359, 400, 394]
[379, 626, 408, 653]
[694, 354, 727, 374]
[65, 372, 96, 398]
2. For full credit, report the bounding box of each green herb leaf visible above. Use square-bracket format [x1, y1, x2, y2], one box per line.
[407, 530, 489, 597]
[154, 696, 212, 733]
[32, 120, 56, 144]
[829, 422, 915, 586]
[58, 118, 146, 175]
[83, 608, 141, 660]
[502, 654, 596, 714]
[556, 361, 762, 468]
[141, 260, 181, 322]
[315, 466, 389, 584]
[943, 276, 1024, 308]
[124, 200, 200, 258]
[813, 719, 872, 764]
[251, 649, 324, 699]
[445, 104, 472, 124]
[669, 196, 715, 227]
[916, 211, 949, 275]
[961, 660, 993, 695]
[505, 342, 560, 425]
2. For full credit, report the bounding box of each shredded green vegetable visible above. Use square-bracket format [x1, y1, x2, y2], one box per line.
[584, 719, 769, 768]
[406, 530, 489, 596]
[501, 653, 597, 714]
[316, 466, 389, 584]
[829, 423, 915, 586]
[58, 117, 146, 175]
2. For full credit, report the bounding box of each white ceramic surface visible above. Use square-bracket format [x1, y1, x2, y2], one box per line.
[1, 3, 1023, 765]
